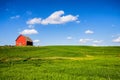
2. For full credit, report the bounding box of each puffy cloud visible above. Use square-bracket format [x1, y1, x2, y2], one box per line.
[10, 15, 20, 19]
[27, 10, 79, 25]
[33, 40, 40, 43]
[85, 30, 94, 34]
[67, 36, 72, 40]
[79, 38, 92, 43]
[27, 18, 42, 25]
[33, 40, 40, 46]
[79, 38, 103, 45]
[112, 37, 120, 43]
[93, 40, 103, 44]
[20, 29, 38, 35]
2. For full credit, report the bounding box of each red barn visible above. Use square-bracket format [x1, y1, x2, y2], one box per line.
[15, 35, 33, 46]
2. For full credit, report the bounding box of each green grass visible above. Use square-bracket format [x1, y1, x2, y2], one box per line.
[0, 46, 120, 80]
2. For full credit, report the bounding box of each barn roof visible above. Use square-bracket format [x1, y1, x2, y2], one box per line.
[24, 36, 33, 42]
[16, 35, 33, 42]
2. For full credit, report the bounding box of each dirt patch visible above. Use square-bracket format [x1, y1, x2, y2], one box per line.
[30, 55, 95, 61]
[0, 55, 95, 62]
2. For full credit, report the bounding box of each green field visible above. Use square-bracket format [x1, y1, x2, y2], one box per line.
[0, 46, 120, 80]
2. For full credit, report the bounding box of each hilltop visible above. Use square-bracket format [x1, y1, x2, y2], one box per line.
[0, 46, 120, 80]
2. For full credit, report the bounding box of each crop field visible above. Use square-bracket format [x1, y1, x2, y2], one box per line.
[0, 46, 120, 80]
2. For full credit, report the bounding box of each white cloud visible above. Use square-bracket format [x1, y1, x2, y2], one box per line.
[76, 20, 80, 23]
[20, 29, 38, 35]
[33, 40, 40, 46]
[27, 18, 42, 24]
[33, 40, 40, 43]
[27, 10, 79, 25]
[92, 44, 97, 46]
[112, 34, 120, 38]
[79, 38, 92, 43]
[112, 37, 120, 43]
[85, 30, 94, 34]
[93, 40, 103, 44]
[10, 15, 20, 19]
[67, 36, 72, 40]
[28, 25, 35, 28]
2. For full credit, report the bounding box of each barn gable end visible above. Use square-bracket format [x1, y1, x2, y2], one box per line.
[16, 35, 33, 46]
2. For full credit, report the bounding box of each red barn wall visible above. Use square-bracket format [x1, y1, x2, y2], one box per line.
[16, 36, 26, 46]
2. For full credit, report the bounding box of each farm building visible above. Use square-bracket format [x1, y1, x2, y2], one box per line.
[15, 35, 33, 46]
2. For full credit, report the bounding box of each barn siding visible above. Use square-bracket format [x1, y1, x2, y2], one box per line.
[16, 35, 27, 46]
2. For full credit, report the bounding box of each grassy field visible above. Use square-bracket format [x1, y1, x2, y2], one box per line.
[0, 46, 120, 80]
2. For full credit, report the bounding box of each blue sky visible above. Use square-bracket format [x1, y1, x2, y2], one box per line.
[0, 0, 120, 46]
